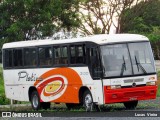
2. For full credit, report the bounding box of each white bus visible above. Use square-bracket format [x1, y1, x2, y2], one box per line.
[2, 34, 157, 111]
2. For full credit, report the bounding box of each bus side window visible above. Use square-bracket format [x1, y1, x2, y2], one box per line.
[39, 47, 52, 66]
[4, 49, 13, 68]
[88, 47, 101, 79]
[61, 46, 68, 64]
[24, 48, 37, 67]
[54, 47, 61, 65]
[13, 49, 23, 67]
[69, 44, 86, 64]
[70, 46, 76, 64]
[77, 46, 84, 64]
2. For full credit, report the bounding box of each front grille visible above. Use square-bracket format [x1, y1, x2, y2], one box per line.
[121, 84, 146, 88]
[124, 78, 144, 83]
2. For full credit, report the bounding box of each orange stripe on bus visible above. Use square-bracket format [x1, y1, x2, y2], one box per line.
[34, 68, 82, 103]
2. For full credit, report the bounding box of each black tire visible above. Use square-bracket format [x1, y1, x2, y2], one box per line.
[30, 91, 41, 110]
[41, 102, 51, 110]
[123, 101, 138, 110]
[83, 90, 94, 112]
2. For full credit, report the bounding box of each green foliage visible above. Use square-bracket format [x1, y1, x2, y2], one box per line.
[120, 0, 160, 59]
[147, 27, 160, 42]
[157, 86, 160, 97]
[0, 93, 10, 105]
[0, 0, 80, 47]
[120, 0, 160, 41]
[0, 66, 4, 94]
[0, 66, 10, 105]
[156, 70, 160, 97]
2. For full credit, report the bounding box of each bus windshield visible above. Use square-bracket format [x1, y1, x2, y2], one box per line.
[101, 42, 155, 77]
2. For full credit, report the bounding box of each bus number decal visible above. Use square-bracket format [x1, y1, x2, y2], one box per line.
[80, 72, 89, 76]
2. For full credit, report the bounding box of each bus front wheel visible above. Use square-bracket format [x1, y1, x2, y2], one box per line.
[123, 101, 138, 110]
[83, 90, 94, 112]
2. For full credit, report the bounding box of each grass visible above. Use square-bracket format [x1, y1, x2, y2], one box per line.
[157, 86, 160, 97]
[0, 67, 4, 95]
[0, 101, 160, 112]
[156, 71, 160, 97]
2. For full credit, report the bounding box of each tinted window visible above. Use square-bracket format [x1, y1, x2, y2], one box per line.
[53, 46, 68, 65]
[69, 45, 86, 64]
[88, 47, 102, 79]
[24, 48, 37, 66]
[39, 47, 52, 66]
[4, 49, 12, 68]
[61, 46, 68, 64]
[54, 47, 61, 65]
[13, 49, 23, 67]
[70, 46, 76, 64]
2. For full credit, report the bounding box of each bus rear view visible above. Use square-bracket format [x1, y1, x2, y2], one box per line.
[101, 41, 157, 109]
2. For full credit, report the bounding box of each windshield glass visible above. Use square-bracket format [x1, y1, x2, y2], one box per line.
[101, 42, 155, 77]
[128, 42, 155, 75]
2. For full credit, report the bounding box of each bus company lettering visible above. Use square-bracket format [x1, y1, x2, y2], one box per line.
[18, 71, 39, 81]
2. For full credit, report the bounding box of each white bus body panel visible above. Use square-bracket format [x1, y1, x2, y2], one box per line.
[3, 67, 104, 104]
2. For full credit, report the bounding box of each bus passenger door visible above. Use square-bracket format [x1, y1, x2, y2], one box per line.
[87, 46, 104, 104]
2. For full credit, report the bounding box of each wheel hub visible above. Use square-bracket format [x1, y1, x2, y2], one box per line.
[85, 94, 92, 108]
[32, 95, 38, 108]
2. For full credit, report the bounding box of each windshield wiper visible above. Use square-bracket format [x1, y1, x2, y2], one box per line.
[135, 56, 147, 74]
[120, 56, 126, 76]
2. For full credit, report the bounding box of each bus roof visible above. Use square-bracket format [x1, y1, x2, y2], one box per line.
[2, 34, 149, 49]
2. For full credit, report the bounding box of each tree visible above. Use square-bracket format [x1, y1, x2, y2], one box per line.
[120, 0, 160, 59]
[79, 0, 142, 35]
[120, 0, 160, 34]
[0, 0, 80, 47]
[148, 27, 160, 60]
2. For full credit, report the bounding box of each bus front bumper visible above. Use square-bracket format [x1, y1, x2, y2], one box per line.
[104, 86, 158, 104]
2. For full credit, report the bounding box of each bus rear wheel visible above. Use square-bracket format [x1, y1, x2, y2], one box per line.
[31, 91, 51, 110]
[123, 101, 138, 110]
[31, 91, 41, 110]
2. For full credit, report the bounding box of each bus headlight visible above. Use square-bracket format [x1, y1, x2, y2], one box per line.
[106, 85, 121, 90]
[146, 81, 157, 86]
[149, 77, 156, 81]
